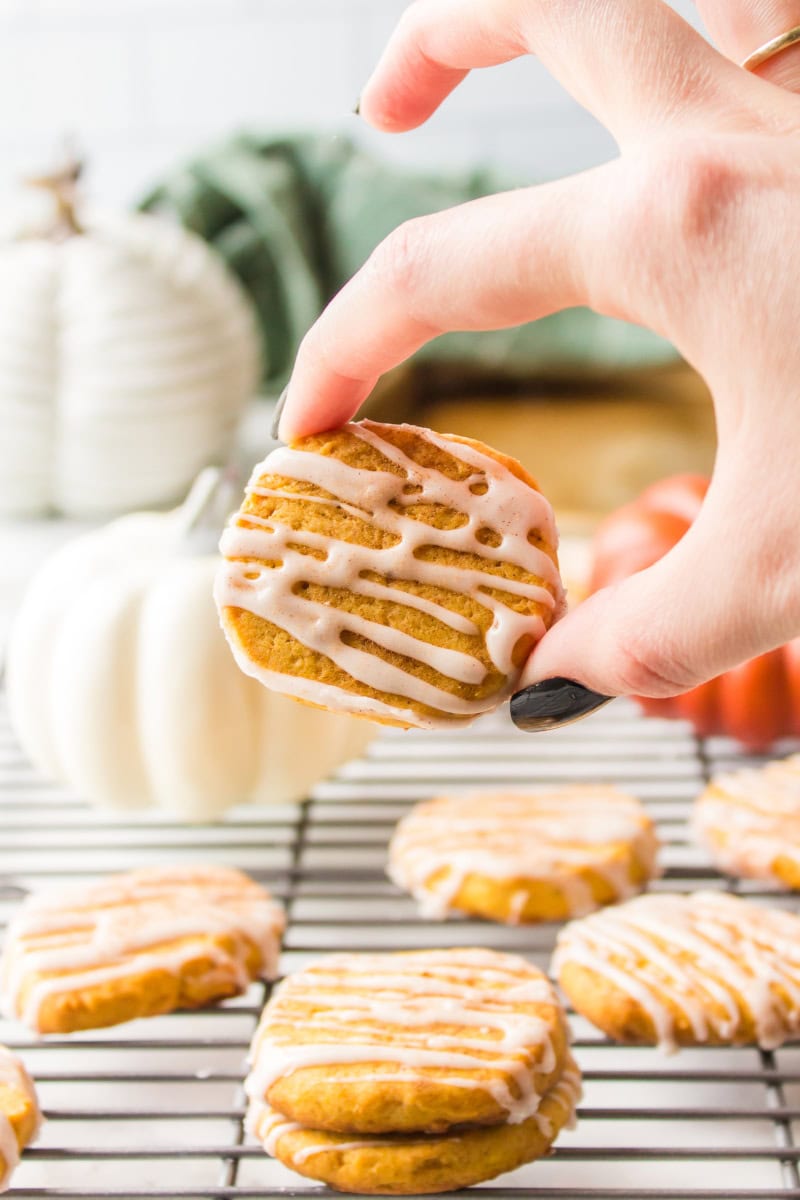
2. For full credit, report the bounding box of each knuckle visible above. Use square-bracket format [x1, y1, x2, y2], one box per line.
[613, 633, 701, 699]
[663, 142, 744, 244]
[295, 324, 329, 370]
[630, 140, 745, 250]
[295, 321, 356, 381]
[605, 138, 749, 309]
[367, 218, 432, 303]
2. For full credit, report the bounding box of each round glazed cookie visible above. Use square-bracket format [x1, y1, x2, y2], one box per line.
[388, 787, 660, 923]
[0, 865, 285, 1034]
[245, 948, 570, 1134]
[0, 1046, 40, 1191]
[553, 891, 800, 1051]
[215, 421, 564, 729]
[247, 1057, 582, 1195]
[694, 755, 800, 888]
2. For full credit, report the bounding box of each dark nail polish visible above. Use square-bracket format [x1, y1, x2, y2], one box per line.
[510, 677, 612, 732]
[353, 97, 361, 115]
[270, 386, 289, 441]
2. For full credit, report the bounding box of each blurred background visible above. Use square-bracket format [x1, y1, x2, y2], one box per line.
[0, 0, 703, 203]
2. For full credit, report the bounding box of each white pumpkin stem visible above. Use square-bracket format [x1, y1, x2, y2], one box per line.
[177, 467, 241, 555]
[25, 157, 84, 239]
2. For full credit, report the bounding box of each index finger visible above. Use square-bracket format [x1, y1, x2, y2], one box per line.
[278, 167, 619, 441]
[360, 0, 773, 145]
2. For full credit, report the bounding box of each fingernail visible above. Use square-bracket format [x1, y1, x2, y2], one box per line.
[270, 385, 289, 441]
[353, 97, 361, 115]
[510, 678, 612, 732]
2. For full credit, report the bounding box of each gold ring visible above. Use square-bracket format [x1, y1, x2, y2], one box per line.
[742, 24, 800, 71]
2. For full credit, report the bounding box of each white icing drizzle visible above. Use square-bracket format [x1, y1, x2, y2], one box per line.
[553, 891, 800, 1051]
[0, 865, 285, 1031]
[0, 1046, 41, 1192]
[508, 889, 530, 925]
[694, 755, 800, 885]
[248, 1059, 582, 1167]
[245, 948, 564, 1125]
[249, 1102, 397, 1164]
[388, 787, 660, 922]
[529, 1060, 583, 1138]
[291, 1138, 389, 1166]
[215, 420, 564, 729]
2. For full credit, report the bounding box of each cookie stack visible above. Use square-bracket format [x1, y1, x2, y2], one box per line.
[245, 947, 581, 1194]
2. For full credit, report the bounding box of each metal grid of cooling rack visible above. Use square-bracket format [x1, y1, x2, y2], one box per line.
[2, 692, 800, 1199]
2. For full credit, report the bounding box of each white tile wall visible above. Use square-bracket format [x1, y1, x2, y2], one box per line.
[0, 0, 706, 211]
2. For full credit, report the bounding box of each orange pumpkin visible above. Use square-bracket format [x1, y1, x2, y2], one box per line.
[589, 474, 800, 749]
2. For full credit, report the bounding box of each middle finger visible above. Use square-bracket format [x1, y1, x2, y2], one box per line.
[361, 0, 773, 146]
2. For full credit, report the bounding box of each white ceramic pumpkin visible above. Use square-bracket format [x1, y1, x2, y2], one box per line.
[0, 168, 260, 517]
[5, 472, 373, 820]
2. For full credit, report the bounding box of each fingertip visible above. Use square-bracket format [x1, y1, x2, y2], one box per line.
[275, 408, 293, 444]
[358, 82, 403, 132]
[524, 560, 716, 700]
[275, 381, 303, 443]
[358, 81, 440, 133]
[277, 380, 375, 443]
[276, 389, 313, 442]
[270, 386, 289, 441]
[519, 591, 622, 697]
[358, 56, 469, 132]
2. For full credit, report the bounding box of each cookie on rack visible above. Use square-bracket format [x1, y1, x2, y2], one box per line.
[388, 787, 660, 923]
[0, 1046, 40, 1191]
[0, 865, 284, 1034]
[694, 755, 800, 888]
[215, 420, 565, 730]
[245, 947, 581, 1193]
[248, 1056, 581, 1195]
[553, 891, 800, 1051]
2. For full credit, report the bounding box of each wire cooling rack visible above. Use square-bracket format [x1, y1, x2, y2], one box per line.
[2, 692, 800, 1200]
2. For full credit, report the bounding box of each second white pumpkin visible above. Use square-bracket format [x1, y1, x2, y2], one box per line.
[6, 479, 372, 820]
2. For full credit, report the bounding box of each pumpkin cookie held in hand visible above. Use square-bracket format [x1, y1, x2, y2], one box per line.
[216, 421, 564, 729]
[388, 787, 660, 923]
[0, 1046, 41, 1191]
[245, 948, 581, 1194]
[553, 891, 800, 1052]
[694, 756, 800, 889]
[0, 865, 284, 1034]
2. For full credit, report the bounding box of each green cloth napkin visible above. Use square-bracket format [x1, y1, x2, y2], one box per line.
[140, 131, 675, 387]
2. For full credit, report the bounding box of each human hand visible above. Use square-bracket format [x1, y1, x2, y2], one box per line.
[276, 0, 800, 722]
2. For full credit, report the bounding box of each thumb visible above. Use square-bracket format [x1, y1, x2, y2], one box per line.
[519, 566, 709, 700]
[511, 471, 793, 729]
